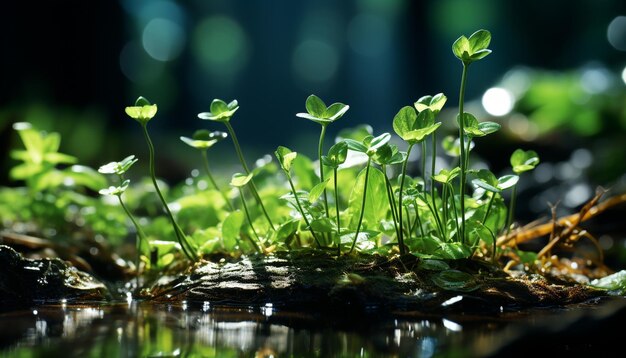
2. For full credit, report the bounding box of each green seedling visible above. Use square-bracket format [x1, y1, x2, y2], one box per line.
[98, 155, 148, 279]
[392, 106, 441, 254]
[126, 96, 195, 261]
[344, 132, 391, 254]
[297, 95, 349, 233]
[180, 129, 233, 210]
[321, 141, 349, 253]
[275, 146, 321, 248]
[506, 149, 540, 237]
[198, 99, 276, 231]
[230, 172, 263, 253]
[452, 29, 492, 243]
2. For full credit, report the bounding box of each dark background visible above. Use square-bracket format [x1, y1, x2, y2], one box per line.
[0, 0, 624, 187]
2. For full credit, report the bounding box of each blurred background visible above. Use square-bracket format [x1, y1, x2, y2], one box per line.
[0, 0, 625, 222]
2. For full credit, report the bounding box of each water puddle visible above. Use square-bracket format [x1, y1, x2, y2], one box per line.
[1, 297, 625, 357]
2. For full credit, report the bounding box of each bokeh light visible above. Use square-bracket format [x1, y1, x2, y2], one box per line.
[481, 87, 514, 116]
[292, 40, 339, 85]
[621, 66, 626, 85]
[192, 16, 249, 79]
[142, 18, 185, 62]
[607, 16, 626, 51]
[119, 41, 165, 84]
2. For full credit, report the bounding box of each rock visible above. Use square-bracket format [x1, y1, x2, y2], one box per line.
[145, 251, 601, 314]
[0, 245, 108, 305]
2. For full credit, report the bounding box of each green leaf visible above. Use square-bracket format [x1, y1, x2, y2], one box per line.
[477, 121, 501, 136]
[452, 35, 470, 61]
[125, 98, 158, 124]
[275, 146, 297, 173]
[590, 270, 626, 295]
[344, 138, 368, 153]
[99, 155, 138, 175]
[392, 106, 417, 141]
[414, 93, 447, 114]
[431, 269, 479, 291]
[433, 167, 461, 184]
[366, 132, 391, 155]
[418, 259, 450, 271]
[198, 98, 239, 122]
[308, 178, 330, 203]
[99, 179, 130, 196]
[347, 167, 387, 230]
[275, 219, 300, 242]
[472, 169, 500, 193]
[325, 141, 348, 167]
[230, 173, 253, 187]
[497, 174, 519, 190]
[291, 154, 317, 190]
[180, 130, 228, 150]
[135, 96, 151, 106]
[305, 94, 326, 117]
[310, 217, 337, 233]
[468, 29, 491, 54]
[324, 103, 349, 121]
[510, 149, 540, 174]
[222, 210, 245, 248]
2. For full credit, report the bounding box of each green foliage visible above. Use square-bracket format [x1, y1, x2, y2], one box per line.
[589, 270, 626, 295]
[1, 29, 550, 270]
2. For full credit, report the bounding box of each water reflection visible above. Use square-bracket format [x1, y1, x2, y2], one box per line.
[1, 298, 625, 357]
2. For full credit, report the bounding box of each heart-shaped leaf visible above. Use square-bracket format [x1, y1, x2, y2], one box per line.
[275, 146, 298, 173]
[453, 29, 492, 64]
[297, 94, 349, 125]
[433, 167, 461, 184]
[510, 149, 540, 174]
[414, 93, 447, 114]
[198, 98, 239, 122]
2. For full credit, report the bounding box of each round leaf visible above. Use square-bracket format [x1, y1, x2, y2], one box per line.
[230, 173, 253, 187]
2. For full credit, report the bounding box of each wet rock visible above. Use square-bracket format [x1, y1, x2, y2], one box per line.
[0, 245, 108, 304]
[146, 251, 602, 314]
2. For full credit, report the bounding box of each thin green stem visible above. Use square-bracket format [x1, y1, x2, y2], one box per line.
[447, 183, 461, 242]
[505, 184, 518, 238]
[141, 124, 194, 261]
[442, 183, 449, 227]
[421, 141, 427, 183]
[333, 167, 341, 254]
[397, 144, 414, 255]
[318, 125, 330, 220]
[238, 188, 262, 253]
[117, 195, 147, 281]
[285, 172, 321, 248]
[201, 150, 234, 211]
[382, 165, 401, 242]
[349, 158, 371, 254]
[414, 200, 425, 238]
[223, 121, 275, 231]
[481, 192, 497, 225]
[458, 64, 469, 244]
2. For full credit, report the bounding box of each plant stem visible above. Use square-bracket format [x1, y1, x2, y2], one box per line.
[414, 200, 425, 238]
[481, 192, 497, 225]
[430, 133, 440, 232]
[421, 141, 427, 183]
[458, 64, 469, 244]
[141, 124, 195, 261]
[333, 167, 341, 255]
[382, 165, 401, 242]
[238, 188, 262, 253]
[318, 125, 330, 220]
[224, 121, 275, 231]
[285, 172, 321, 248]
[505, 184, 518, 238]
[447, 183, 461, 241]
[349, 158, 371, 254]
[117, 195, 147, 283]
[397, 144, 414, 255]
[200, 150, 234, 211]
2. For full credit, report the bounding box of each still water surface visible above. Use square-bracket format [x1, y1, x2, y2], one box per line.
[1, 298, 624, 357]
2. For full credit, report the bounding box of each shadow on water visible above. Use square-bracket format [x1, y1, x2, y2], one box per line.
[1, 297, 625, 357]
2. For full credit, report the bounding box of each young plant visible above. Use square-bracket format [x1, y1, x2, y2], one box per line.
[198, 99, 275, 231]
[296, 95, 349, 226]
[370, 143, 405, 245]
[98, 155, 149, 278]
[180, 129, 233, 210]
[344, 132, 391, 254]
[452, 29, 492, 243]
[125, 96, 196, 261]
[275, 146, 322, 248]
[392, 106, 440, 254]
[230, 173, 263, 253]
[506, 149, 540, 237]
[321, 141, 349, 253]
